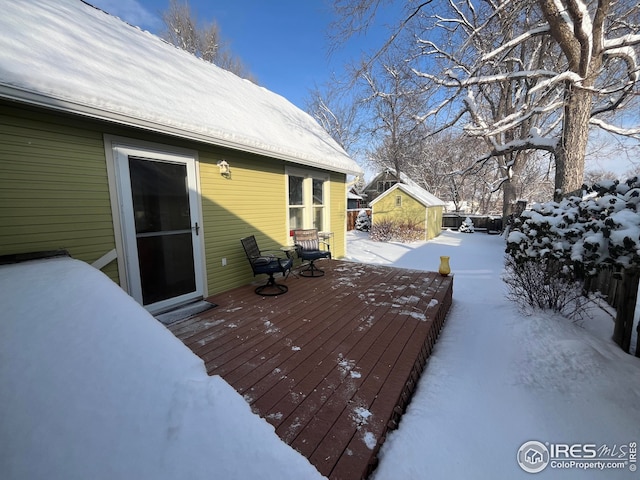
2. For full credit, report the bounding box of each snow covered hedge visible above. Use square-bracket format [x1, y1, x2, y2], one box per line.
[504, 178, 640, 328]
[371, 219, 425, 243]
[506, 178, 640, 275]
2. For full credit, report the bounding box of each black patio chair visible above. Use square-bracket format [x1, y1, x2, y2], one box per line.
[292, 229, 332, 277]
[241, 235, 293, 296]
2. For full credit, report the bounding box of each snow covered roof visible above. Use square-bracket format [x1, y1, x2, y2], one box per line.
[0, 0, 362, 177]
[370, 182, 445, 207]
[368, 169, 445, 207]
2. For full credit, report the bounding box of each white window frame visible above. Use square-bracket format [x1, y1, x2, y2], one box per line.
[285, 167, 330, 235]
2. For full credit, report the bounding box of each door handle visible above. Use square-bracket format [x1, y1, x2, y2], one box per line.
[193, 222, 200, 235]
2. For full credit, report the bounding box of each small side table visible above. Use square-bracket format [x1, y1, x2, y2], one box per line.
[280, 245, 299, 277]
[318, 231, 334, 251]
[280, 245, 297, 259]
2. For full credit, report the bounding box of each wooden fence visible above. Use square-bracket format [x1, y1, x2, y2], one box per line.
[442, 214, 503, 233]
[350, 211, 504, 233]
[583, 266, 622, 309]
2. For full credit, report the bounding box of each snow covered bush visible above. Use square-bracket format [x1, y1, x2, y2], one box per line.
[507, 178, 640, 272]
[505, 178, 640, 322]
[459, 217, 475, 233]
[371, 219, 425, 242]
[355, 209, 371, 232]
[503, 255, 588, 320]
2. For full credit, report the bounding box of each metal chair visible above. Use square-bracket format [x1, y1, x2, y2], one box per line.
[292, 229, 331, 277]
[241, 235, 293, 295]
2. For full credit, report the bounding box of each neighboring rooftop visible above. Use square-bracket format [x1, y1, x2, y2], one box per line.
[367, 169, 446, 207]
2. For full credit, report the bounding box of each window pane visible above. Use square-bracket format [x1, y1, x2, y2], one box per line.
[313, 207, 323, 231]
[290, 207, 303, 229]
[289, 176, 303, 205]
[313, 178, 324, 205]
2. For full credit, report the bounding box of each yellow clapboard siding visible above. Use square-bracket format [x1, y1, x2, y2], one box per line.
[198, 150, 290, 294]
[372, 191, 427, 240]
[426, 205, 443, 240]
[0, 108, 118, 281]
[0, 206, 110, 217]
[3, 222, 115, 236]
[372, 190, 444, 241]
[329, 172, 347, 258]
[1, 103, 352, 297]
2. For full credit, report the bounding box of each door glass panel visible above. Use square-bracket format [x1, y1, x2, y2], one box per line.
[129, 157, 191, 233]
[137, 234, 196, 305]
[128, 156, 196, 305]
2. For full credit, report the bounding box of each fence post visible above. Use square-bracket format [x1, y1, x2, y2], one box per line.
[613, 268, 639, 353]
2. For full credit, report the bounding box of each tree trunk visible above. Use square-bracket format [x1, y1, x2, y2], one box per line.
[502, 177, 517, 223]
[554, 84, 591, 200]
[613, 268, 639, 353]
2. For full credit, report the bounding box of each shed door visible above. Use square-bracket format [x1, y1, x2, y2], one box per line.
[114, 147, 204, 313]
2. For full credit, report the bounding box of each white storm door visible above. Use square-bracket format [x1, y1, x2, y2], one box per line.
[114, 147, 204, 313]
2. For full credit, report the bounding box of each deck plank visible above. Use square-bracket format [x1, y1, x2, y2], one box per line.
[168, 259, 452, 479]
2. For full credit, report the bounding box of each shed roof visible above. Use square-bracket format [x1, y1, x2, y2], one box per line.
[370, 182, 446, 208]
[0, 0, 362, 176]
[367, 169, 445, 207]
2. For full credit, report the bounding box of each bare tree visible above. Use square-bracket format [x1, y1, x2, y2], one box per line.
[359, 48, 427, 180]
[537, 0, 640, 197]
[583, 167, 618, 185]
[331, 0, 640, 202]
[161, 0, 255, 81]
[515, 152, 555, 203]
[306, 77, 363, 155]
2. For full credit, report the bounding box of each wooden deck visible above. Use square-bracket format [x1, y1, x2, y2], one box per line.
[168, 259, 453, 479]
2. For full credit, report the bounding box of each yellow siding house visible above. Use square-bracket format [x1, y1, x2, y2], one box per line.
[0, 1, 362, 314]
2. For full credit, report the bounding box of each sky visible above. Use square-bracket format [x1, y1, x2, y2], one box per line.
[88, 0, 387, 110]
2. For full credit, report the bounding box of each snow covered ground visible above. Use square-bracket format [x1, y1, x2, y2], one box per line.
[1, 231, 638, 479]
[0, 257, 323, 480]
[345, 229, 640, 479]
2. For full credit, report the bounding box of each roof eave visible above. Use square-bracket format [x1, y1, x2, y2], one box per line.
[0, 85, 363, 177]
[370, 183, 445, 207]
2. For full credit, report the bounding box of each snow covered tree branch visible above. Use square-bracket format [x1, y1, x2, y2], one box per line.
[332, 0, 640, 207]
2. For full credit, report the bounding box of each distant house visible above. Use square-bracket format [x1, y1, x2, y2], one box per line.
[362, 170, 400, 204]
[347, 187, 365, 210]
[0, 0, 362, 314]
[366, 170, 445, 241]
